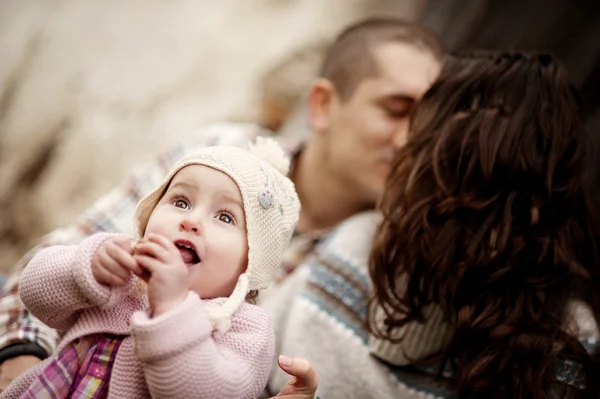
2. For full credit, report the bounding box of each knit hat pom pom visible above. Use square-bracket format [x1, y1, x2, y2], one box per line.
[248, 137, 290, 175]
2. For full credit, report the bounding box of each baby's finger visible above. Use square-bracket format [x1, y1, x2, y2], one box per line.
[134, 241, 161, 257]
[97, 250, 131, 281]
[94, 265, 128, 286]
[112, 236, 136, 253]
[106, 243, 143, 276]
[135, 241, 170, 263]
[133, 254, 162, 275]
[146, 234, 176, 252]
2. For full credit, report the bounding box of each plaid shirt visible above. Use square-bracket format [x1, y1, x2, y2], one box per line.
[20, 335, 122, 398]
[0, 122, 318, 358]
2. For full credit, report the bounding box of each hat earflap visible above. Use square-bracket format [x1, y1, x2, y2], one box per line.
[203, 273, 249, 335]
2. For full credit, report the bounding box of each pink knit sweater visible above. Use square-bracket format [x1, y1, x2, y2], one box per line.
[2, 233, 274, 399]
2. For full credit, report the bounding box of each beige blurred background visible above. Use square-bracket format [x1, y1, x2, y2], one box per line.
[1, 0, 600, 274]
[0, 0, 424, 272]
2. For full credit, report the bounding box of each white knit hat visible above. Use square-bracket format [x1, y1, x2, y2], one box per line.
[134, 137, 300, 333]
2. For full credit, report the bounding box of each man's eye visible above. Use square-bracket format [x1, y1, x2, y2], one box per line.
[218, 214, 233, 224]
[385, 107, 411, 118]
[174, 199, 189, 209]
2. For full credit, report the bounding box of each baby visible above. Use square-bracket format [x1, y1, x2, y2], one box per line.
[2, 138, 300, 398]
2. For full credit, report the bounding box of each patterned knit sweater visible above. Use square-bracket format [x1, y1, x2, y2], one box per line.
[2, 233, 274, 399]
[261, 211, 599, 399]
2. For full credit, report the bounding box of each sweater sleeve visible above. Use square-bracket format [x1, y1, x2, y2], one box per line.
[18, 232, 135, 332]
[131, 292, 274, 399]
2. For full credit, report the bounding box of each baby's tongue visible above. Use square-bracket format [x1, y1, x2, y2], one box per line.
[177, 246, 197, 264]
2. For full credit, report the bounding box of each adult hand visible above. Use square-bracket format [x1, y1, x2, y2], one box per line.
[271, 355, 319, 399]
[133, 234, 189, 317]
[0, 355, 41, 391]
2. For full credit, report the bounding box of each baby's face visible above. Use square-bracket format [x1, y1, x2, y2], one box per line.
[144, 165, 248, 299]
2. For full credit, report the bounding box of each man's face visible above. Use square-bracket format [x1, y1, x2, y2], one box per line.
[319, 43, 441, 204]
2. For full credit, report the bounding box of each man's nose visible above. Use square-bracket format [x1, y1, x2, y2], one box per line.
[180, 219, 202, 235]
[392, 123, 409, 149]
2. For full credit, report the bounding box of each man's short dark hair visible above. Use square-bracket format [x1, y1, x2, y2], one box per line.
[320, 18, 444, 100]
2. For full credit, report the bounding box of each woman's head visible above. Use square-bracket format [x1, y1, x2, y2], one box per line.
[370, 51, 600, 397]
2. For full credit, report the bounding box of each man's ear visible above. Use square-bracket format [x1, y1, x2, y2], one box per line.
[308, 78, 336, 135]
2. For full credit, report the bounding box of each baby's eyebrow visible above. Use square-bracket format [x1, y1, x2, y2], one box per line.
[218, 192, 243, 210]
[168, 181, 195, 191]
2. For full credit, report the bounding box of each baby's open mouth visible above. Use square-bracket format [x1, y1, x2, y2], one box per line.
[174, 240, 200, 265]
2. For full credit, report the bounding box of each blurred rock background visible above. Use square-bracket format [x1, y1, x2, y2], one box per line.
[0, 0, 423, 272]
[0, 0, 599, 273]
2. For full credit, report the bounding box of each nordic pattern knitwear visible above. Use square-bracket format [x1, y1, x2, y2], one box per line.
[262, 211, 597, 399]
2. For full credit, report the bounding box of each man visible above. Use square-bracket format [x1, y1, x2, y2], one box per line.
[0, 18, 443, 394]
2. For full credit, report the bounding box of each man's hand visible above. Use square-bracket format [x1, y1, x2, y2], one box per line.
[271, 356, 319, 399]
[0, 355, 42, 391]
[133, 234, 189, 317]
[91, 236, 141, 286]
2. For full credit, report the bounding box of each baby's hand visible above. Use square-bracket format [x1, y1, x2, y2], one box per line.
[91, 236, 141, 286]
[133, 234, 188, 317]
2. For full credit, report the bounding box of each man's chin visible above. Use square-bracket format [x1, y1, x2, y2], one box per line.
[360, 181, 385, 207]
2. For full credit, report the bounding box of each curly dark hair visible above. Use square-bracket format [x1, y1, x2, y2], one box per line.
[369, 51, 600, 398]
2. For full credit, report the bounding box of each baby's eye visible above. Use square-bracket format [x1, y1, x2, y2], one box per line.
[174, 199, 190, 209]
[217, 213, 233, 224]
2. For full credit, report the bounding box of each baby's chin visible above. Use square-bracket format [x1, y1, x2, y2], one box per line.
[185, 262, 201, 274]
[188, 277, 242, 300]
